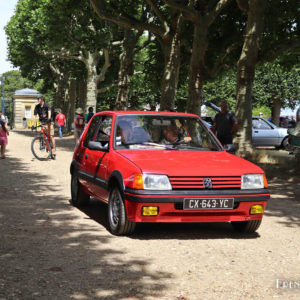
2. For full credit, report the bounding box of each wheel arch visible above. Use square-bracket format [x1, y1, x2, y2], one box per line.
[108, 171, 125, 198]
[281, 135, 290, 149]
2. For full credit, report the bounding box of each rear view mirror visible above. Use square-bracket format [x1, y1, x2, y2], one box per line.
[88, 141, 108, 151]
[224, 144, 237, 153]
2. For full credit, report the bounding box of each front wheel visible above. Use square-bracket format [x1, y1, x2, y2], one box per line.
[108, 187, 136, 235]
[231, 219, 262, 233]
[31, 136, 52, 160]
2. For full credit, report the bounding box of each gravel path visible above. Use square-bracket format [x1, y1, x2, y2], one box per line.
[0, 131, 299, 300]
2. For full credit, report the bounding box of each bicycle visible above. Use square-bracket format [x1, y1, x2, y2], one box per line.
[31, 123, 55, 160]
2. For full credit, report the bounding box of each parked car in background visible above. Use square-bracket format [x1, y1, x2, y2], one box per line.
[252, 117, 289, 150]
[71, 111, 270, 235]
[203, 101, 289, 150]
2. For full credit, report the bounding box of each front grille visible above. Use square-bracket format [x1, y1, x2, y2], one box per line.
[169, 176, 241, 190]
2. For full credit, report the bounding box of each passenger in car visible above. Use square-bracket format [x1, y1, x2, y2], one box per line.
[116, 120, 132, 144]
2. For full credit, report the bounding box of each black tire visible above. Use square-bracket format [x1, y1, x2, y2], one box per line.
[71, 174, 90, 207]
[31, 136, 52, 161]
[231, 219, 262, 233]
[281, 137, 291, 151]
[108, 187, 136, 235]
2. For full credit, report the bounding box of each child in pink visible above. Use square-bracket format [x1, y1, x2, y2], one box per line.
[0, 120, 9, 159]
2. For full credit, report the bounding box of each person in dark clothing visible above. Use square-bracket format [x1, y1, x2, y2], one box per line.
[85, 107, 94, 124]
[212, 101, 238, 145]
[32, 96, 56, 158]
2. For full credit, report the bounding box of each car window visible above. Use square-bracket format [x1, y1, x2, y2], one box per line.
[83, 115, 101, 147]
[253, 119, 272, 130]
[83, 115, 112, 147]
[114, 115, 221, 151]
[94, 116, 112, 143]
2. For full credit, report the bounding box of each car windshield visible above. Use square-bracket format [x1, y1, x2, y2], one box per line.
[114, 115, 221, 151]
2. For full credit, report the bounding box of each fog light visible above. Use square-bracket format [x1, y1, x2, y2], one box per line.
[250, 205, 264, 214]
[142, 206, 158, 216]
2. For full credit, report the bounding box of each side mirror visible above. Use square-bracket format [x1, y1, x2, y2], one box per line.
[224, 144, 237, 153]
[88, 141, 109, 151]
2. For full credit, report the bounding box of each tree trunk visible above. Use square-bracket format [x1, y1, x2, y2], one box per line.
[77, 77, 87, 111]
[116, 30, 138, 110]
[65, 79, 76, 132]
[271, 98, 281, 126]
[85, 52, 100, 113]
[160, 14, 183, 111]
[235, 0, 266, 157]
[49, 63, 68, 110]
[186, 23, 208, 116]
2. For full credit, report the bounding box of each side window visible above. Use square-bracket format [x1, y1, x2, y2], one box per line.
[259, 119, 272, 130]
[253, 119, 271, 130]
[95, 116, 112, 144]
[83, 116, 101, 147]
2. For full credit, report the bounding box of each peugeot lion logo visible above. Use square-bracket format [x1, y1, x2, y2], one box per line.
[203, 178, 212, 189]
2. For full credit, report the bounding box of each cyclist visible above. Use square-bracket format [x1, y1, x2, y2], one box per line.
[32, 96, 56, 159]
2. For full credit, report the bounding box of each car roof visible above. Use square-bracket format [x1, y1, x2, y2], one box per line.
[94, 110, 200, 118]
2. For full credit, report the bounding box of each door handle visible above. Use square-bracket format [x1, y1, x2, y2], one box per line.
[85, 154, 88, 159]
[254, 131, 259, 133]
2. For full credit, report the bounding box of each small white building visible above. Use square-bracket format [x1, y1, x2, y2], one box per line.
[13, 88, 39, 129]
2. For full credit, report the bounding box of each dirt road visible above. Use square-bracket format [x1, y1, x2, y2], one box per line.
[0, 131, 300, 300]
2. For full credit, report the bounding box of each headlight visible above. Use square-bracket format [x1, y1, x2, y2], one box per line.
[241, 174, 264, 189]
[143, 174, 172, 190]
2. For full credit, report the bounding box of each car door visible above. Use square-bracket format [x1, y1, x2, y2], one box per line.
[252, 117, 279, 146]
[81, 114, 112, 201]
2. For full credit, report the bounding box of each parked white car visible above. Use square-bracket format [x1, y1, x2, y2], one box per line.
[252, 117, 289, 150]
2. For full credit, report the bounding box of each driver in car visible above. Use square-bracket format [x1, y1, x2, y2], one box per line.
[162, 123, 191, 144]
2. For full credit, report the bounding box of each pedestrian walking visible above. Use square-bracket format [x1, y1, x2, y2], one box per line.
[0, 119, 9, 159]
[212, 100, 238, 145]
[74, 108, 85, 144]
[55, 109, 66, 138]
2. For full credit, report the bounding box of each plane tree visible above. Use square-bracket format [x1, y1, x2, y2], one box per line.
[253, 63, 300, 125]
[5, 0, 119, 112]
[234, 0, 299, 156]
[90, 0, 187, 110]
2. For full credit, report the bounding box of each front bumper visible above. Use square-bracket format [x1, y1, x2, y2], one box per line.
[124, 188, 270, 223]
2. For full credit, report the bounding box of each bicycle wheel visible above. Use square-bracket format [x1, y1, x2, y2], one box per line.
[31, 136, 52, 161]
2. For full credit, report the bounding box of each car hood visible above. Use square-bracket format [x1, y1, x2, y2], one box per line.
[117, 150, 263, 176]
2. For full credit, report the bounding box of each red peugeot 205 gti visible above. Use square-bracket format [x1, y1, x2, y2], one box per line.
[70, 111, 270, 235]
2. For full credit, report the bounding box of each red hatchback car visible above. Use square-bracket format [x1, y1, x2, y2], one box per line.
[71, 111, 270, 235]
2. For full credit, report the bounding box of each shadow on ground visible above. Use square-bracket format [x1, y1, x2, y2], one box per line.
[79, 198, 260, 240]
[13, 129, 76, 152]
[0, 156, 171, 300]
[251, 149, 300, 228]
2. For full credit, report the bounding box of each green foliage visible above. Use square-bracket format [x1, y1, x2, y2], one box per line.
[203, 69, 236, 109]
[253, 63, 300, 109]
[4, 0, 300, 116]
[252, 106, 271, 118]
[0, 70, 53, 119]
